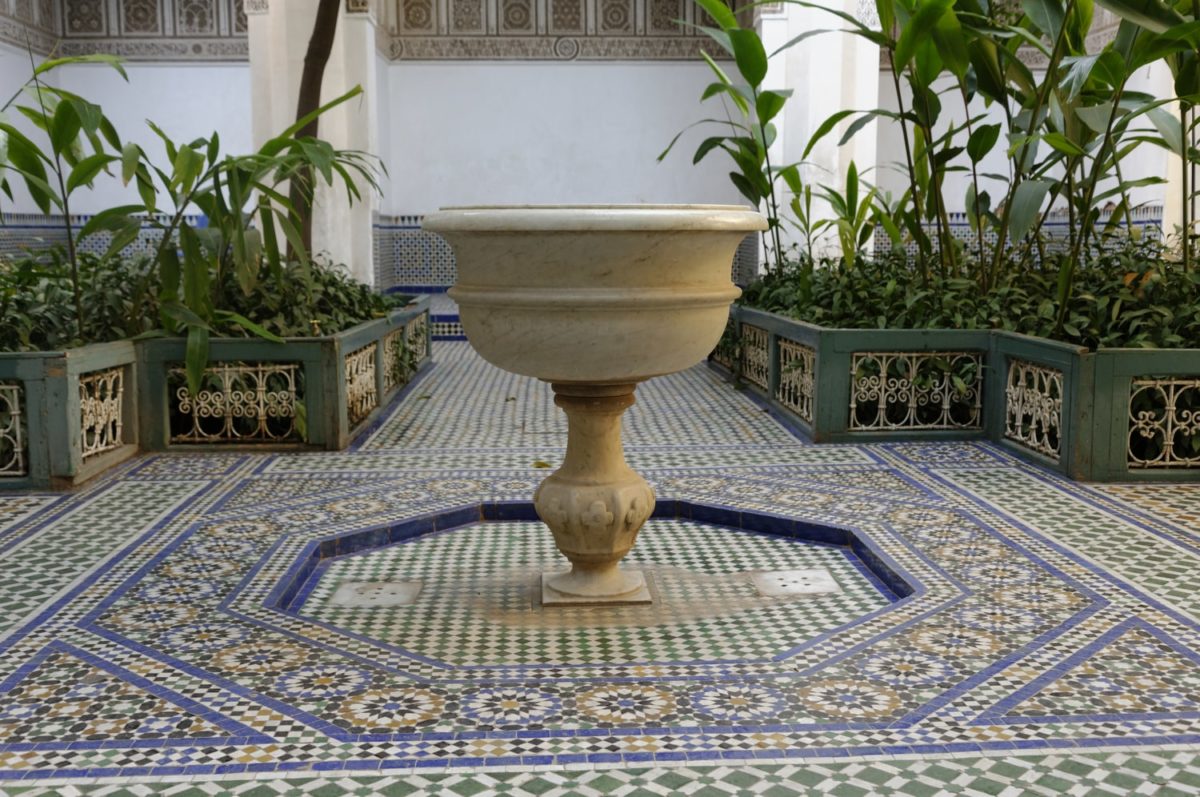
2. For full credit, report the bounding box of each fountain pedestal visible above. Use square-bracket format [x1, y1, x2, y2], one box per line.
[422, 205, 767, 604]
[534, 383, 654, 604]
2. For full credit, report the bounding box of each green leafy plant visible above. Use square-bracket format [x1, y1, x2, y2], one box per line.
[671, 0, 1197, 335]
[742, 238, 1200, 349]
[0, 52, 130, 339]
[2, 53, 384, 389]
[78, 87, 381, 392]
[659, 0, 794, 274]
[0, 248, 403, 354]
[818, 161, 877, 270]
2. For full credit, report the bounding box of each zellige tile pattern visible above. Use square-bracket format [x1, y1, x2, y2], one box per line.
[0, 341, 1196, 795]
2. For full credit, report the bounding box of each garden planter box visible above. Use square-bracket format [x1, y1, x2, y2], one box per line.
[137, 297, 431, 451]
[0, 298, 431, 490]
[0, 340, 139, 490]
[717, 305, 1200, 482]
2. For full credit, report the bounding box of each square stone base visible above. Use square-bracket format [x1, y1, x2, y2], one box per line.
[541, 571, 653, 606]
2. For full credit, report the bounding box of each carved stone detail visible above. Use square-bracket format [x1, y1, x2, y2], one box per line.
[37, 0, 55, 28]
[65, 0, 104, 34]
[451, 0, 482, 32]
[400, 0, 433, 31]
[533, 383, 656, 599]
[56, 36, 249, 58]
[500, 0, 533, 33]
[177, 0, 216, 34]
[598, 0, 632, 33]
[122, 0, 160, 34]
[647, 0, 680, 34]
[389, 34, 722, 59]
[550, 0, 583, 32]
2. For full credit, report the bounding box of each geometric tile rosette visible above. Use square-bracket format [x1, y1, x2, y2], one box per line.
[0, 341, 1198, 793]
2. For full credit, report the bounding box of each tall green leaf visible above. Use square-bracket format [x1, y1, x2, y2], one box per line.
[728, 28, 768, 87]
[184, 325, 209, 396]
[1008, 179, 1052, 241]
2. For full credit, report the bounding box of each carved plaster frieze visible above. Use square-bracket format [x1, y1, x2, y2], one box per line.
[389, 34, 725, 60]
[0, 0, 1133, 65]
[0, 11, 56, 52]
[383, 0, 734, 60]
[57, 35, 249, 59]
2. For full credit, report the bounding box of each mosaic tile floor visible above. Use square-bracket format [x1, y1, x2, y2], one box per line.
[1, 342, 1199, 796]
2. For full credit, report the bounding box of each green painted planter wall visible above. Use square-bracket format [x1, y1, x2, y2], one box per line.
[138, 297, 432, 451]
[0, 341, 139, 489]
[0, 298, 431, 489]
[720, 305, 1200, 482]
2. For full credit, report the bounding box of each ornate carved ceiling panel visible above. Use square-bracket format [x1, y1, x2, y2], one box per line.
[380, 0, 732, 60]
[1, 0, 247, 58]
[0, 0, 1124, 64]
[0, 0, 58, 52]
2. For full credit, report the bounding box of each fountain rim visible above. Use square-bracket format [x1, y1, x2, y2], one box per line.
[422, 204, 768, 233]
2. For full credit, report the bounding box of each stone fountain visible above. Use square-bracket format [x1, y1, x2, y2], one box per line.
[422, 205, 767, 604]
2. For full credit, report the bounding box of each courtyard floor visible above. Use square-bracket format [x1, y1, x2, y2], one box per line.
[1, 342, 1199, 796]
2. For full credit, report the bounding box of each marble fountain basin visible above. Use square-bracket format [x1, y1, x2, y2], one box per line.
[422, 204, 767, 604]
[423, 204, 766, 383]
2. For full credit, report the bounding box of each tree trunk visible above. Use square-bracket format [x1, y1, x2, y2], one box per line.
[291, 0, 341, 255]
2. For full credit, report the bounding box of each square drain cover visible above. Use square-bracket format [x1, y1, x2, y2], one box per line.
[751, 569, 840, 597]
[331, 581, 422, 608]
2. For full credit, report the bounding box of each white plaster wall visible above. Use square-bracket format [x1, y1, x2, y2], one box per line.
[873, 65, 1171, 214]
[55, 61, 253, 212]
[378, 61, 744, 215]
[1, 39, 61, 214]
[0, 40, 252, 215]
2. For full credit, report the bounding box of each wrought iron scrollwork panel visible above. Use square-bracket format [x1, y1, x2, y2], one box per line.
[171, 362, 301, 444]
[1129, 377, 1200, 468]
[79, 367, 126, 460]
[776, 338, 815, 424]
[0, 381, 26, 477]
[739, 323, 770, 390]
[406, 313, 429, 364]
[345, 343, 379, 428]
[383, 314, 428, 394]
[850, 351, 983, 431]
[1004, 359, 1062, 460]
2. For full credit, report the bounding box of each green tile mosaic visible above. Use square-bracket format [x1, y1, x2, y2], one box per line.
[300, 519, 891, 667]
[0, 341, 1197, 795]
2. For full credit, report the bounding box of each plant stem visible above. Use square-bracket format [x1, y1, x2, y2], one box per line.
[990, 0, 1076, 277]
[1113, 148, 1133, 241]
[959, 85, 987, 287]
[751, 87, 785, 276]
[1073, 81, 1128, 265]
[1184, 102, 1192, 272]
[887, 48, 928, 279]
[26, 50, 83, 342]
[1065, 162, 1078, 257]
[908, 72, 956, 279]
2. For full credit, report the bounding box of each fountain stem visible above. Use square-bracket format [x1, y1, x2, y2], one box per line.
[534, 383, 656, 603]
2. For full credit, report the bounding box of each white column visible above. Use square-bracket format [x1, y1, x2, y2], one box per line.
[247, 0, 380, 285]
[761, 0, 879, 257]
